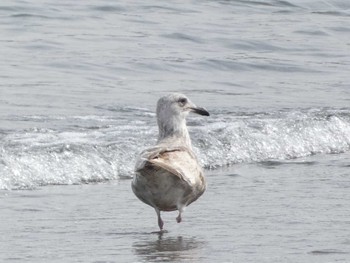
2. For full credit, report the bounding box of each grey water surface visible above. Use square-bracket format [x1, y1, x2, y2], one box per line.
[1, 0, 350, 262]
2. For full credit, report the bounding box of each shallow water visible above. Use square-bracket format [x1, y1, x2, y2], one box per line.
[1, 153, 350, 262]
[1, 0, 350, 262]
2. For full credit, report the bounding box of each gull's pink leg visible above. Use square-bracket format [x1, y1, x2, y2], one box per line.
[155, 208, 164, 230]
[176, 206, 184, 223]
[176, 213, 182, 223]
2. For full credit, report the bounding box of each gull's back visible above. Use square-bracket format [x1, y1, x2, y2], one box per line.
[133, 145, 206, 211]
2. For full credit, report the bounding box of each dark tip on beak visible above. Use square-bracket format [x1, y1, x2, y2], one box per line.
[191, 107, 210, 116]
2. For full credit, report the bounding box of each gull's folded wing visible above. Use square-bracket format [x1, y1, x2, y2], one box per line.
[135, 146, 201, 186]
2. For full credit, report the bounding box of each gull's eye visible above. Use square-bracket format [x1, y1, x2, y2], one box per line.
[178, 98, 187, 106]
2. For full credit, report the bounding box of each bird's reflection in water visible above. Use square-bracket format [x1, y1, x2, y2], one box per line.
[133, 233, 205, 262]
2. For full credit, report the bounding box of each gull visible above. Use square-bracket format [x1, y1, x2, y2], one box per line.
[132, 93, 209, 231]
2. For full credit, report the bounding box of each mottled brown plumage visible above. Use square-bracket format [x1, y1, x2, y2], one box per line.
[132, 93, 209, 230]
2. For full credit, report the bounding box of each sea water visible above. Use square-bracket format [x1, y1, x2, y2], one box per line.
[1, 0, 350, 262]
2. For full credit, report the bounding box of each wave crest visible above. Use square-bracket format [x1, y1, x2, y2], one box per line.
[1, 109, 349, 190]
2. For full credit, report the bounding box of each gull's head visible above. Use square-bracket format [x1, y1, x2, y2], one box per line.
[156, 93, 210, 121]
[156, 93, 209, 144]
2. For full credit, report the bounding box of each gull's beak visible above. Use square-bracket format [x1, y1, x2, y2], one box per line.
[189, 106, 210, 116]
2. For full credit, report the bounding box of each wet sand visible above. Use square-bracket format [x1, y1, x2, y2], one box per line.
[1, 153, 350, 263]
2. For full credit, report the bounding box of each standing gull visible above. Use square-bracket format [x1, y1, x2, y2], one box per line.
[132, 93, 209, 231]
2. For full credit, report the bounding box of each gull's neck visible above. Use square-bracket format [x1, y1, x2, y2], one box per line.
[157, 116, 192, 148]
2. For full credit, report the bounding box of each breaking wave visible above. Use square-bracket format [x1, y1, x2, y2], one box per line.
[1, 108, 350, 190]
